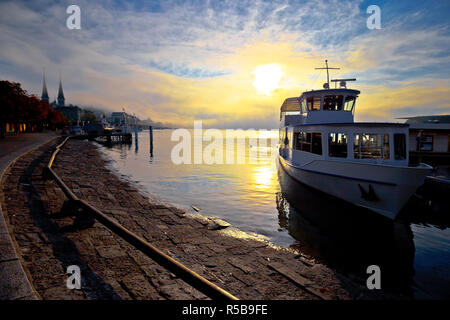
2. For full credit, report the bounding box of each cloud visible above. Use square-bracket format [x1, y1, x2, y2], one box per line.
[356, 83, 450, 121]
[147, 61, 230, 78]
[0, 0, 449, 128]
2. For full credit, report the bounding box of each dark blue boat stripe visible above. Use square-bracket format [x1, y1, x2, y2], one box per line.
[281, 158, 397, 186]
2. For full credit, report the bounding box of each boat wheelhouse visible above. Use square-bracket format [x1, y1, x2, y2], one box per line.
[278, 61, 432, 219]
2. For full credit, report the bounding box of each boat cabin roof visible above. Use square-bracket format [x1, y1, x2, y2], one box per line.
[299, 88, 360, 99]
[280, 97, 301, 112]
[280, 88, 363, 126]
[280, 89, 361, 113]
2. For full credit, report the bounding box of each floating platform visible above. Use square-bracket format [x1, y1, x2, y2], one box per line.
[74, 132, 132, 144]
[95, 132, 132, 144]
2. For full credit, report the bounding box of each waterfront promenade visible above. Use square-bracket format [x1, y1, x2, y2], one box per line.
[0, 132, 58, 299]
[0, 138, 396, 300]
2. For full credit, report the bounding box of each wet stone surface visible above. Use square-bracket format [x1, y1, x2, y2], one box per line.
[0, 139, 394, 300]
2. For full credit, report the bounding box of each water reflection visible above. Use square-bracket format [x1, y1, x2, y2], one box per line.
[277, 164, 416, 296]
[96, 138, 132, 161]
[252, 165, 276, 191]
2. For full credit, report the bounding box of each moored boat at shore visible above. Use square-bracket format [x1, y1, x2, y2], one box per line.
[278, 61, 432, 219]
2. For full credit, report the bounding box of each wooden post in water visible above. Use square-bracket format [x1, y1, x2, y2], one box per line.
[149, 125, 153, 157]
[134, 124, 138, 143]
[134, 126, 139, 153]
[134, 113, 138, 142]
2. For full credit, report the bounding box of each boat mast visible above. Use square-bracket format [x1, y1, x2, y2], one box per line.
[315, 60, 340, 88]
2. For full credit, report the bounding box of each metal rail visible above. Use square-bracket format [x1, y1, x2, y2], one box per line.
[45, 136, 238, 301]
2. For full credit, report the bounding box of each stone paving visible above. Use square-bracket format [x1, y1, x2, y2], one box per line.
[0, 133, 58, 300]
[0, 138, 392, 300]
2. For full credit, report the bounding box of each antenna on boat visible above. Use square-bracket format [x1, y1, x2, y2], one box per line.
[315, 60, 340, 89]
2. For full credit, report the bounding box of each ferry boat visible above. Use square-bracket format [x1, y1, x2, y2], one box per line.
[278, 61, 432, 219]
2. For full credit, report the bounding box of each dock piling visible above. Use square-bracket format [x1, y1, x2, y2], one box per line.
[149, 126, 153, 157]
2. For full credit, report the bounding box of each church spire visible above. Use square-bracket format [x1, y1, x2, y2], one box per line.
[57, 73, 65, 107]
[41, 68, 49, 102]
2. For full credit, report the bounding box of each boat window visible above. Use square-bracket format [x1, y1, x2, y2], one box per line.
[294, 132, 305, 150]
[383, 134, 390, 159]
[307, 96, 321, 111]
[323, 95, 343, 111]
[353, 134, 389, 159]
[344, 96, 356, 111]
[353, 134, 360, 159]
[361, 134, 382, 159]
[294, 132, 322, 155]
[311, 133, 322, 155]
[301, 99, 307, 114]
[294, 132, 300, 149]
[417, 135, 433, 151]
[328, 133, 347, 158]
[294, 132, 309, 151]
[394, 134, 406, 160]
[302, 133, 312, 152]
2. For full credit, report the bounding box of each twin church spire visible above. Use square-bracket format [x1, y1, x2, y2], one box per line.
[41, 69, 65, 107]
[57, 77, 65, 107]
[41, 69, 49, 103]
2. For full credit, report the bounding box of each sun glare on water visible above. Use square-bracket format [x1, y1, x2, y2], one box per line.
[252, 64, 283, 96]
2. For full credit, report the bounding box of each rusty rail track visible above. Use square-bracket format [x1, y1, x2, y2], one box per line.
[45, 136, 238, 301]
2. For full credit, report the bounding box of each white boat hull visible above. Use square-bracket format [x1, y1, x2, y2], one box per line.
[279, 155, 432, 219]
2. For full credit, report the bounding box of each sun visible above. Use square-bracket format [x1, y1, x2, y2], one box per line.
[252, 64, 283, 96]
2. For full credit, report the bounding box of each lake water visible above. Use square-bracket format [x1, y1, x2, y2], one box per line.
[96, 129, 449, 299]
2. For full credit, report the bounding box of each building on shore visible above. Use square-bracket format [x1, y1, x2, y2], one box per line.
[40, 71, 96, 125]
[56, 105, 81, 124]
[401, 115, 450, 165]
[42, 71, 65, 108]
[110, 112, 140, 126]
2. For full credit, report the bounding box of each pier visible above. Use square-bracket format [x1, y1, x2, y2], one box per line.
[75, 132, 133, 144]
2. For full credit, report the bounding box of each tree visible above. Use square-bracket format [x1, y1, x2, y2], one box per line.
[0, 80, 67, 137]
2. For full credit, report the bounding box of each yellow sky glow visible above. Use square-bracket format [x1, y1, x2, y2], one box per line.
[252, 64, 283, 96]
[71, 39, 449, 128]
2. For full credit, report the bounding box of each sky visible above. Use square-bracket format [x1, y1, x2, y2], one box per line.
[0, 0, 449, 128]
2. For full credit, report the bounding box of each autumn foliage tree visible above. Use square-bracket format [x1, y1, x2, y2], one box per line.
[0, 80, 67, 138]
